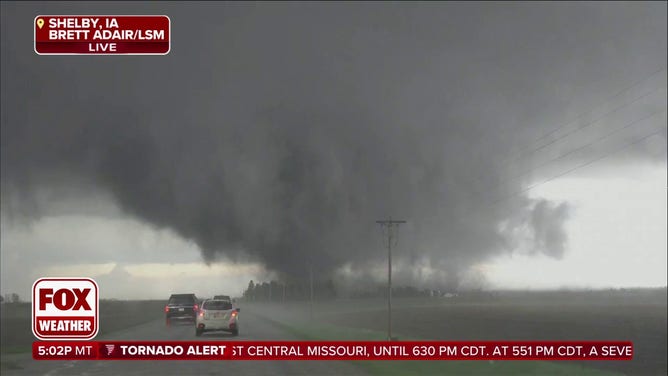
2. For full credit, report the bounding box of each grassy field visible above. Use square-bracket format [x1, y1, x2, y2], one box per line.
[0, 300, 165, 354]
[2, 290, 664, 375]
[247, 289, 667, 376]
[253, 311, 619, 376]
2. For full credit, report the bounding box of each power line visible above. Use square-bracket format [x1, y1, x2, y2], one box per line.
[479, 66, 666, 170]
[451, 70, 666, 202]
[448, 22, 660, 131]
[448, 108, 667, 228]
[476, 75, 665, 188]
[486, 108, 667, 197]
[489, 125, 667, 209]
[505, 85, 663, 167]
[523, 68, 666, 150]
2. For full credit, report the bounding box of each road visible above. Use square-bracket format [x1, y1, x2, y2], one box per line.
[0, 308, 367, 376]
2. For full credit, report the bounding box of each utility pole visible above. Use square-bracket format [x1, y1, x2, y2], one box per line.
[309, 263, 314, 321]
[376, 217, 406, 341]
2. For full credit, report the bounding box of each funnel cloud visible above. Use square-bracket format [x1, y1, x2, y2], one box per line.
[2, 2, 666, 290]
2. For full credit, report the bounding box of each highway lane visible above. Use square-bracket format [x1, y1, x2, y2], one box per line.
[1, 306, 367, 376]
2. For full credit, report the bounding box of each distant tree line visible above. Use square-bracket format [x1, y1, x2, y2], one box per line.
[1, 293, 21, 303]
[348, 286, 439, 299]
[242, 279, 337, 302]
[241, 280, 460, 301]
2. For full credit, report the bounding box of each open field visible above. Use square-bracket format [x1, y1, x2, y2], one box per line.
[0, 300, 165, 353]
[253, 314, 619, 376]
[0, 305, 365, 376]
[2, 290, 665, 375]
[249, 289, 667, 376]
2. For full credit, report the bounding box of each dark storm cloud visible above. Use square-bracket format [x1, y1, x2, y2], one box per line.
[530, 200, 570, 259]
[2, 2, 666, 287]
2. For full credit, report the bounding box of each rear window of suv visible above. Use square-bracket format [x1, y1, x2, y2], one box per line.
[169, 295, 196, 304]
[203, 300, 233, 310]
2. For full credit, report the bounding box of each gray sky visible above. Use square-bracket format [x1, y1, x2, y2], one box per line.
[1, 2, 666, 299]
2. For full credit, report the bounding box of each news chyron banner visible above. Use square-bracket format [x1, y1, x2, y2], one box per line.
[31, 277, 634, 362]
[34, 341, 634, 361]
[34, 16, 170, 55]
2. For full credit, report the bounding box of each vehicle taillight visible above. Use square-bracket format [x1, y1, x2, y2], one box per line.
[164, 305, 169, 313]
[194, 304, 199, 311]
[231, 311, 238, 317]
[199, 310, 205, 317]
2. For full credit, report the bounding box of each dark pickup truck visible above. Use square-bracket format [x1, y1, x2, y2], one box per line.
[165, 293, 199, 325]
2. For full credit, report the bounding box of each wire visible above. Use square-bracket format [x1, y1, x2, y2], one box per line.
[489, 108, 667, 192]
[454, 69, 666, 202]
[489, 125, 667, 208]
[525, 68, 666, 149]
[479, 67, 666, 170]
[477, 75, 666, 187]
[506, 86, 662, 165]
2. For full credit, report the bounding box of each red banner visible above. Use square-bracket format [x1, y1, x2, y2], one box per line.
[34, 16, 170, 55]
[33, 341, 633, 361]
